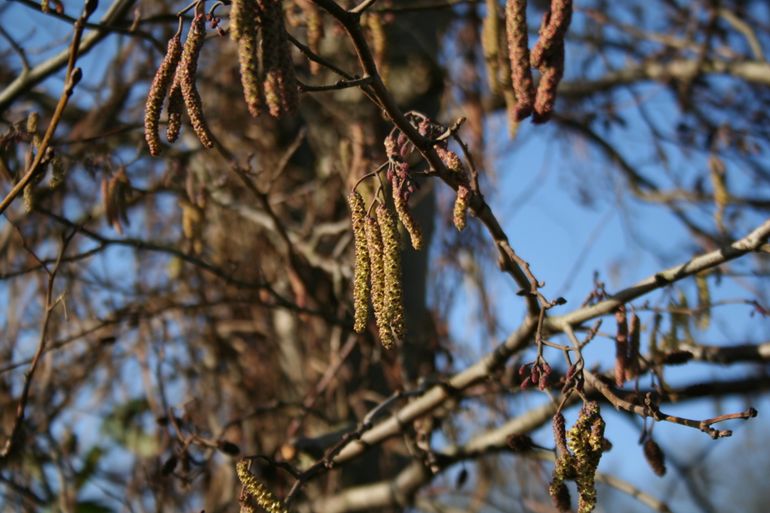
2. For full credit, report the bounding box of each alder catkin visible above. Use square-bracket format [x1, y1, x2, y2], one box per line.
[177, 13, 215, 148]
[260, 0, 299, 117]
[392, 183, 423, 251]
[643, 439, 667, 476]
[377, 204, 405, 346]
[626, 313, 641, 380]
[236, 460, 289, 513]
[145, 32, 183, 156]
[453, 185, 471, 231]
[231, 0, 263, 117]
[348, 191, 370, 333]
[505, 0, 534, 120]
[365, 215, 392, 348]
[614, 305, 628, 387]
[530, 0, 572, 68]
[166, 77, 184, 143]
[482, 0, 501, 95]
[532, 40, 564, 123]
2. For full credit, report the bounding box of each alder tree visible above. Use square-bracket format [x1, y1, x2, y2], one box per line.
[1, 1, 769, 512]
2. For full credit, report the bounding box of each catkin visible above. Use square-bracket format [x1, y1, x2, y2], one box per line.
[377, 204, 404, 346]
[643, 439, 666, 476]
[505, 0, 534, 120]
[177, 13, 215, 148]
[567, 402, 604, 513]
[453, 185, 470, 231]
[482, 0, 501, 95]
[166, 76, 184, 143]
[392, 183, 423, 251]
[532, 40, 564, 123]
[236, 460, 289, 513]
[145, 32, 183, 156]
[365, 215, 392, 348]
[348, 192, 370, 333]
[366, 12, 388, 83]
[231, 0, 263, 117]
[614, 305, 628, 387]
[260, 0, 299, 117]
[530, 0, 572, 68]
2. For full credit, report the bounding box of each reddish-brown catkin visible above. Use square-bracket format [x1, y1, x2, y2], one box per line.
[348, 192, 370, 333]
[145, 33, 182, 155]
[626, 313, 641, 380]
[260, 0, 299, 117]
[177, 13, 215, 148]
[530, 0, 572, 68]
[614, 305, 628, 387]
[166, 76, 184, 143]
[231, 0, 263, 117]
[505, 0, 534, 120]
[532, 39, 564, 123]
[391, 182, 423, 251]
[377, 204, 405, 346]
[643, 438, 666, 476]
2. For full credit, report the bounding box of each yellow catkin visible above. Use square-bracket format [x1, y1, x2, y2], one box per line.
[567, 402, 604, 513]
[365, 215, 392, 349]
[260, 0, 299, 117]
[366, 12, 388, 83]
[348, 191, 371, 333]
[177, 13, 215, 148]
[145, 33, 183, 155]
[236, 460, 289, 513]
[392, 186, 423, 251]
[505, 0, 534, 120]
[299, 0, 323, 75]
[482, 0, 501, 95]
[453, 185, 470, 231]
[231, 0, 263, 117]
[377, 204, 404, 346]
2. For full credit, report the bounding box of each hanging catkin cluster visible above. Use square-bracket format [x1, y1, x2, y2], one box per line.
[549, 402, 606, 513]
[503, 0, 572, 124]
[143, 5, 215, 154]
[236, 460, 289, 513]
[348, 191, 406, 349]
[230, 0, 263, 116]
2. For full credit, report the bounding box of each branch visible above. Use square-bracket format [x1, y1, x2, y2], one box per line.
[546, 217, 770, 331]
[0, 0, 136, 112]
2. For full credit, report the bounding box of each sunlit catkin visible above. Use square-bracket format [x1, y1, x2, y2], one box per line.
[482, 0, 501, 95]
[177, 13, 215, 148]
[532, 40, 564, 123]
[453, 185, 470, 231]
[392, 185, 423, 251]
[530, 0, 572, 68]
[236, 460, 289, 513]
[231, 0, 263, 117]
[365, 215, 391, 348]
[145, 32, 182, 155]
[348, 191, 370, 333]
[505, 0, 534, 120]
[260, 0, 299, 117]
[377, 204, 405, 345]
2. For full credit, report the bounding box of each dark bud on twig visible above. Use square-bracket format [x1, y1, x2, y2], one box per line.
[83, 0, 98, 18]
[217, 440, 241, 455]
[161, 454, 178, 475]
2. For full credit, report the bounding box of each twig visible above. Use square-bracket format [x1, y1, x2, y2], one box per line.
[0, 230, 74, 460]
